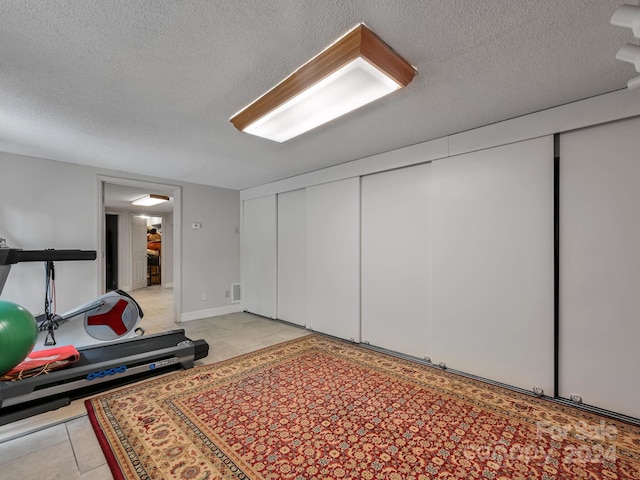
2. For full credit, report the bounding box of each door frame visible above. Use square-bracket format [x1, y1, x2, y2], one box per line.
[97, 175, 182, 322]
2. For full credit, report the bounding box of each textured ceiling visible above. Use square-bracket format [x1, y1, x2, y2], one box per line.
[1, 0, 637, 190]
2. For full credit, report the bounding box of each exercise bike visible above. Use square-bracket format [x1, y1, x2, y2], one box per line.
[36, 257, 144, 349]
[0, 240, 143, 348]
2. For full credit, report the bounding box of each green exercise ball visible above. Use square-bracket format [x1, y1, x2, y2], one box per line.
[0, 300, 38, 377]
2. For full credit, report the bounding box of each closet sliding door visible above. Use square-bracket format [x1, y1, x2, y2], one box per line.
[277, 189, 306, 325]
[431, 137, 554, 394]
[241, 195, 277, 318]
[306, 178, 360, 341]
[559, 117, 640, 419]
[361, 163, 432, 358]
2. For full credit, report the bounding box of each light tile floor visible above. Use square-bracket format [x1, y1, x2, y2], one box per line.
[0, 286, 309, 479]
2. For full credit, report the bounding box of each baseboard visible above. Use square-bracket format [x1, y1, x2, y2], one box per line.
[180, 304, 242, 322]
[120, 285, 131, 292]
[164, 282, 174, 288]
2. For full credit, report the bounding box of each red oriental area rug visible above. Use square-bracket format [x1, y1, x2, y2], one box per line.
[86, 334, 640, 479]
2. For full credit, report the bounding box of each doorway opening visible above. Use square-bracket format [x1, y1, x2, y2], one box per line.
[145, 216, 164, 287]
[131, 214, 165, 289]
[98, 176, 182, 322]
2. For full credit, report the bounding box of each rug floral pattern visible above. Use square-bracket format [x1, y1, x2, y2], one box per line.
[86, 334, 640, 479]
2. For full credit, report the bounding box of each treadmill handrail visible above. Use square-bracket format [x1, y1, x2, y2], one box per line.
[0, 249, 97, 265]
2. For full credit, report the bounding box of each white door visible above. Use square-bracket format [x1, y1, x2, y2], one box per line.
[559, 116, 640, 419]
[430, 137, 554, 394]
[131, 215, 148, 290]
[241, 195, 277, 318]
[277, 189, 306, 325]
[361, 163, 432, 359]
[306, 178, 360, 341]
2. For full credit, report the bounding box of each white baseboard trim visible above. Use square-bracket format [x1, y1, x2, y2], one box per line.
[164, 282, 174, 288]
[121, 285, 131, 292]
[180, 304, 242, 322]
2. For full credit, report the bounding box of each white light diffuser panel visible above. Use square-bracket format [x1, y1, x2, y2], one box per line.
[244, 58, 401, 142]
[132, 194, 170, 206]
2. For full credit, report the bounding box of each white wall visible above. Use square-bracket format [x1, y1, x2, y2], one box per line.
[181, 182, 240, 316]
[0, 152, 240, 320]
[0, 154, 98, 314]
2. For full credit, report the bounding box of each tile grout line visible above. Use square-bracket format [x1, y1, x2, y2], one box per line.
[65, 422, 82, 474]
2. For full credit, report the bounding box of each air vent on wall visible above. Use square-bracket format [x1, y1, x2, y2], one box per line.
[231, 283, 241, 304]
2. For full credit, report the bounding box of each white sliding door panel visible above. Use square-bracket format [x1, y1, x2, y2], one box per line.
[431, 137, 554, 394]
[559, 117, 640, 419]
[361, 164, 432, 358]
[241, 195, 277, 318]
[306, 178, 360, 341]
[277, 189, 306, 325]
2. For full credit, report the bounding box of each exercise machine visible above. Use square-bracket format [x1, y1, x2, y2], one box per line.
[0, 241, 209, 425]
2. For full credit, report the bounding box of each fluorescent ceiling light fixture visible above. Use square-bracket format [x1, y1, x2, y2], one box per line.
[132, 194, 170, 206]
[230, 24, 417, 142]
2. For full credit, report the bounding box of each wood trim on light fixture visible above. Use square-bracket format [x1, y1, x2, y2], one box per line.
[147, 194, 170, 202]
[131, 194, 171, 206]
[230, 24, 417, 133]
